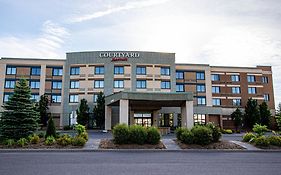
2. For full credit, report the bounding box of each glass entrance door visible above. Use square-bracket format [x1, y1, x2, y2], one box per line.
[134, 113, 152, 127]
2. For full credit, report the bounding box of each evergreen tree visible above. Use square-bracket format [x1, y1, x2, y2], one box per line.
[38, 94, 49, 127]
[93, 92, 105, 129]
[276, 103, 281, 130]
[231, 108, 243, 132]
[0, 78, 39, 140]
[45, 116, 56, 138]
[259, 101, 271, 126]
[244, 98, 260, 129]
[76, 99, 90, 126]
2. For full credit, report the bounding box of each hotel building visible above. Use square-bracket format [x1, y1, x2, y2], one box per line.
[0, 51, 275, 130]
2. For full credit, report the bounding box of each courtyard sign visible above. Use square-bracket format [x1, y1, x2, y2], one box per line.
[99, 52, 140, 62]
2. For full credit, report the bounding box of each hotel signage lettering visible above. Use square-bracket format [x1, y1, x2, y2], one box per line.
[99, 52, 140, 62]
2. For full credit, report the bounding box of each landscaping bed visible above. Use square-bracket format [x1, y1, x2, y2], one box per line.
[99, 139, 166, 149]
[175, 139, 245, 150]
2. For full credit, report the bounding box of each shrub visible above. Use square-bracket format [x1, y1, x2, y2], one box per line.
[71, 136, 86, 146]
[206, 123, 222, 142]
[37, 132, 45, 138]
[253, 124, 268, 136]
[44, 136, 56, 145]
[17, 138, 28, 147]
[191, 126, 213, 145]
[242, 132, 256, 142]
[146, 127, 161, 145]
[63, 125, 73, 130]
[223, 129, 233, 134]
[175, 127, 186, 141]
[75, 124, 86, 135]
[79, 132, 89, 141]
[129, 125, 148, 145]
[30, 134, 40, 144]
[4, 139, 15, 147]
[45, 117, 56, 138]
[56, 134, 72, 146]
[255, 136, 269, 147]
[267, 136, 281, 146]
[180, 130, 194, 144]
[113, 124, 130, 144]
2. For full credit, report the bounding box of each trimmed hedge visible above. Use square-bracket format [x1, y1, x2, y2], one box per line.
[191, 126, 213, 145]
[175, 127, 186, 140]
[147, 127, 161, 145]
[180, 130, 194, 144]
[255, 136, 269, 147]
[242, 132, 256, 142]
[113, 124, 130, 144]
[267, 136, 281, 146]
[206, 123, 222, 142]
[129, 125, 148, 145]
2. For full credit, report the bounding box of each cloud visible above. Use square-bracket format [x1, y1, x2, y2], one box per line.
[0, 20, 69, 58]
[68, 0, 170, 23]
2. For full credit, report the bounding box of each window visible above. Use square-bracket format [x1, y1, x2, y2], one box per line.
[196, 84, 205, 92]
[161, 67, 170, 75]
[262, 76, 268, 83]
[212, 86, 220, 93]
[30, 81, 40, 89]
[51, 94, 61, 103]
[247, 75, 255, 82]
[70, 81, 79, 89]
[31, 94, 39, 102]
[231, 75, 240, 82]
[264, 94, 270, 101]
[176, 84, 184, 92]
[94, 80, 104, 88]
[136, 80, 146, 89]
[5, 80, 15, 89]
[197, 97, 206, 105]
[211, 74, 220, 81]
[6, 66, 16, 75]
[248, 87, 256, 94]
[194, 114, 206, 125]
[114, 66, 124, 74]
[3, 93, 12, 102]
[161, 81, 170, 89]
[114, 80, 124, 88]
[136, 66, 146, 75]
[70, 67, 80, 75]
[176, 72, 184, 79]
[212, 98, 221, 106]
[69, 94, 79, 103]
[52, 81, 62, 89]
[93, 94, 98, 103]
[196, 72, 205, 80]
[53, 68, 63, 76]
[232, 87, 240, 94]
[31, 67, 41, 75]
[233, 99, 241, 106]
[95, 66, 104, 75]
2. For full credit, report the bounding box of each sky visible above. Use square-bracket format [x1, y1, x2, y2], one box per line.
[0, 0, 280, 108]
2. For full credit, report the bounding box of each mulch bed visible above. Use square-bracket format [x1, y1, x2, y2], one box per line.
[99, 139, 166, 149]
[175, 139, 245, 150]
[0, 138, 82, 149]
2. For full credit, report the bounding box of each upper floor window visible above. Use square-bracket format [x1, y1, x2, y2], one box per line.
[176, 84, 184, 92]
[176, 72, 184, 79]
[211, 74, 220, 81]
[51, 94, 61, 103]
[52, 81, 62, 89]
[196, 84, 205, 92]
[31, 67, 41, 75]
[69, 94, 79, 103]
[212, 86, 220, 93]
[53, 67, 63, 76]
[262, 76, 268, 84]
[196, 72, 205, 80]
[70, 67, 80, 75]
[94, 80, 104, 88]
[31, 94, 39, 102]
[248, 87, 256, 94]
[161, 81, 170, 89]
[3, 93, 12, 103]
[247, 75, 255, 83]
[70, 81, 79, 89]
[197, 97, 206, 105]
[114, 66, 124, 74]
[136, 80, 146, 89]
[114, 80, 124, 88]
[161, 67, 170, 76]
[264, 94, 270, 101]
[233, 99, 241, 106]
[95, 66, 104, 75]
[5, 80, 15, 89]
[6, 66, 16, 75]
[136, 66, 146, 75]
[231, 75, 240, 82]
[232, 87, 240, 94]
[212, 98, 221, 106]
[30, 81, 40, 89]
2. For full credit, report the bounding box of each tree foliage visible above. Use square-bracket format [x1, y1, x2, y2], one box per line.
[259, 101, 271, 126]
[0, 78, 39, 140]
[76, 99, 90, 126]
[244, 98, 260, 129]
[276, 103, 281, 130]
[231, 108, 243, 131]
[38, 94, 49, 127]
[45, 116, 56, 138]
[93, 92, 105, 129]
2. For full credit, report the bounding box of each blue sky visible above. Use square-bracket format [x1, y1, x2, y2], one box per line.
[0, 0, 280, 107]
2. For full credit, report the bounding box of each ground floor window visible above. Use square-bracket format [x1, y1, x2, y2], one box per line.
[194, 114, 206, 125]
[134, 113, 152, 127]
